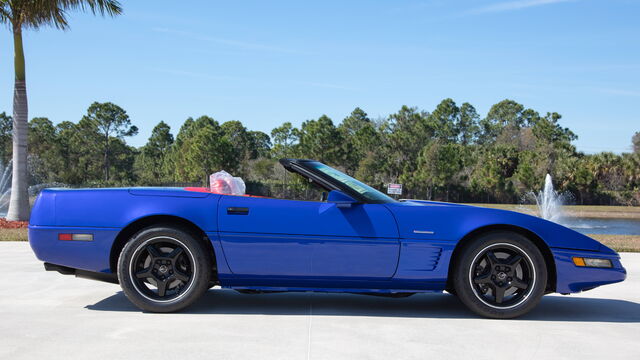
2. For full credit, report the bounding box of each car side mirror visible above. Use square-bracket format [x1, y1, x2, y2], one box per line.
[327, 190, 358, 209]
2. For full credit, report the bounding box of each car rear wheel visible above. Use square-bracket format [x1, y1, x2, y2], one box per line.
[453, 231, 547, 318]
[117, 226, 212, 312]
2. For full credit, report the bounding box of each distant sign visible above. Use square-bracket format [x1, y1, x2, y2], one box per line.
[387, 183, 402, 195]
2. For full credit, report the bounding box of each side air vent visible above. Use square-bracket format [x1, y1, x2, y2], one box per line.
[395, 243, 444, 278]
[424, 247, 443, 271]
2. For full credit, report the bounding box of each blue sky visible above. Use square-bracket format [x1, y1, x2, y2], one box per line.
[1, 0, 639, 152]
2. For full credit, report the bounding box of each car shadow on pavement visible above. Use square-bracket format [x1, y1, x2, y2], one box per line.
[86, 290, 640, 322]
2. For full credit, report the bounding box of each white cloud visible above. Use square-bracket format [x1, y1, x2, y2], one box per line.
[150, 68, 237, 81]
[470, 0, 575, 14]
[593, 87, 640, 97]
[151, 27, 302, 54]
[303, 82, 359, 91]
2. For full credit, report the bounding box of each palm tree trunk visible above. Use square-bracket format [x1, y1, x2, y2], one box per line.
[7, 27, 30, 221]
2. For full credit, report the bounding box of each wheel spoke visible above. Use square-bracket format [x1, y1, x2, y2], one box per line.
[146, 244, 163, 259]
[511, 278, 528, 290]
[507, 254, 522, 266]
[156, 279, 168, 297]
[486, 251, 500, 266]
[173, 269, 189, 283]
[135, 268, 153, 279]
[168, 247, 183, 261]
[473, 272, 492, 285]
[494, 286, 506, 304]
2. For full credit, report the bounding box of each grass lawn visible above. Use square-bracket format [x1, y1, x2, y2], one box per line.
[0, 228, 28, 242]
[469, 203, 640, 219]
[588, 234, 640, 252]
[2, 228, 638, 252]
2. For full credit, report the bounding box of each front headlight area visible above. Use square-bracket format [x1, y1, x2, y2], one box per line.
[553, 248, 625, 294]
[572, 257, 613, 268]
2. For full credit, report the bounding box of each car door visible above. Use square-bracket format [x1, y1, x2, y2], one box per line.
[217, 195, 400, 279]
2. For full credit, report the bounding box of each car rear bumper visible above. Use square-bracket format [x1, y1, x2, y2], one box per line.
[29, 225, 120, 273]
[552, 248, 626, 294]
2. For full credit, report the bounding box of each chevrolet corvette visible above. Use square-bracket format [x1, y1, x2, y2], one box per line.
[28, 159, 626, 318]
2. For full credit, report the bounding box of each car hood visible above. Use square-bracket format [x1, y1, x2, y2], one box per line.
[384, 200, 611, 253]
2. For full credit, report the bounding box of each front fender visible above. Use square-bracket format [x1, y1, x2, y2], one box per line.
[384, 201, 603, 251]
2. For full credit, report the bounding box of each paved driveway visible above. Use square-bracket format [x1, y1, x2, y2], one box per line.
[1, 242, 638, 360]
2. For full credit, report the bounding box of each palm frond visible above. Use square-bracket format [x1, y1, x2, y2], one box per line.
[59, 0, 122, 17]
[1, 0, 121, 30]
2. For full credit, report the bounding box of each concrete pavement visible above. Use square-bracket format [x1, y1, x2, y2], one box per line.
[1, 242, 639, 360]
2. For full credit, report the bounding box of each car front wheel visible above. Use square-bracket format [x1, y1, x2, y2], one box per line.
[453, 231, 547, 318]
[117, 226, 212, 312]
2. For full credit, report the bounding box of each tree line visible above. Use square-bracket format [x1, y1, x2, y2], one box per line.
[1, 98, 639, 205]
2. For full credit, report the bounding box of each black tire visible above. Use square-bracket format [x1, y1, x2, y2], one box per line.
[453, 231, 547, 319]
[117, 225, 213, 312]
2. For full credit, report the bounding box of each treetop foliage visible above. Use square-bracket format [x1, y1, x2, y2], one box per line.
[1, 98, 638, 205]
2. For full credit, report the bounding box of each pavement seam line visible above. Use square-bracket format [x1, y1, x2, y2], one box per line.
[307, 297, 313, 360]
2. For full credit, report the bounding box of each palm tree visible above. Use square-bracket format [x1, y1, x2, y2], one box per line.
[0, 0, 121, 221]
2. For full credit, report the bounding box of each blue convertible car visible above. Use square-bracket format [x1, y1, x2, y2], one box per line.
[29, 159, 626, 318]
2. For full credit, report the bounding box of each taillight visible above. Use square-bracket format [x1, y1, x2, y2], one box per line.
[58, 233, 93, 241]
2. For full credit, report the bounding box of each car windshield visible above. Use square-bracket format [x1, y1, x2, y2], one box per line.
[306, 162, 397, 203]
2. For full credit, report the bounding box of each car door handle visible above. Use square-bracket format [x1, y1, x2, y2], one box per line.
[227, 207, 249, 215]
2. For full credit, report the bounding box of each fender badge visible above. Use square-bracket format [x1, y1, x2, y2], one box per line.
[413, 230, 435, 234]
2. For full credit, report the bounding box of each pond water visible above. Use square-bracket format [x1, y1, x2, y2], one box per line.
[563, 218, 640, 235]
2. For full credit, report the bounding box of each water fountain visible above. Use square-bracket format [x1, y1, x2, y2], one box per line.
[0, 162, 11, 218]
[0, 160, 69, 219]
[526, 174, 640, 236]
[527, 173, 571, 223]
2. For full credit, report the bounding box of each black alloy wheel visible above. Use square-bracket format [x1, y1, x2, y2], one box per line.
[130, 238, 194, 301]
[118, 226, 212, 312]
[469, 243, 535, 308]
[453, 231, 547, 318]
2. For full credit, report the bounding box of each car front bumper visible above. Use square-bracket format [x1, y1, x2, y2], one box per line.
[552, 248, 626, 294]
